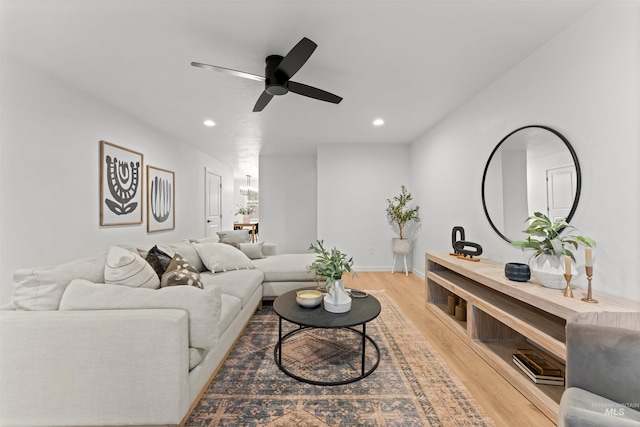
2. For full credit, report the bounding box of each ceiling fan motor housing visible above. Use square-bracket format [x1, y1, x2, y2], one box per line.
[265, 55, 289, 96]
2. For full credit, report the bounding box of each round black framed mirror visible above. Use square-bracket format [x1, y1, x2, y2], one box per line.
[481, 125, 581, 243]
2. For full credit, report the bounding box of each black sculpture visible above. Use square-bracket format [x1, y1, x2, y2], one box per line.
[450, 226, 483, 261]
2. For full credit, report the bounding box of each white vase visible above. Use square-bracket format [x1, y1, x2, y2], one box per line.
[242, 215, 250, 223]
[323, 279, 352, 313]
[392, 238, 411, 255]
[529, 254, 577, 289]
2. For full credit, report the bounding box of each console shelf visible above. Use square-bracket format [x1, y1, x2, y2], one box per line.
[425, 252, 640, 423]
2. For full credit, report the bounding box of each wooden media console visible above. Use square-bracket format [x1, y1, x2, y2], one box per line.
[425, 252, 640, 422]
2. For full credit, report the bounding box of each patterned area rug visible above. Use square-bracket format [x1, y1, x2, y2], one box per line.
[187, 291, 495, 426]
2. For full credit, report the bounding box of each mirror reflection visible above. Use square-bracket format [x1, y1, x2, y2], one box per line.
[482, 125, 581, 243]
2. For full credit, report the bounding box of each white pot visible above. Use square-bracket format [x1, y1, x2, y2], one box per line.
[242, 215, 250, 223]
[392, 238, 412, 255]
[323, 279, 352, 313]
[529, 254, 577, 289]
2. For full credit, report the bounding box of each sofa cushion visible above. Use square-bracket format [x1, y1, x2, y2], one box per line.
[145, 245, 173, 279]
[105, 246, 160, 289]
[239, 242, 265, 260]
[11, 252, 107, 311]
[252, 253, 317, 282]
[200, 269, 264, 308]
[59, 279, 221, 349]
[158, 240, 205, 272]
[219, 294, 241, 338]
[194, 243, 255, 273]
[216, 230, 251, 248]
[559, 387, 640, 426]
[160, 254, 203, 289]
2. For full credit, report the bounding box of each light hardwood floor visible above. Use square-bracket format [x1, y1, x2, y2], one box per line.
[342, 272, 556, 427]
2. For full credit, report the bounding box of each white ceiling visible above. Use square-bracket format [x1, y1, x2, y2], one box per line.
[1, 0, 597, 179]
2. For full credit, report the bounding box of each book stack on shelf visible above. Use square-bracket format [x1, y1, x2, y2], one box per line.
[512, 349, 564, 386]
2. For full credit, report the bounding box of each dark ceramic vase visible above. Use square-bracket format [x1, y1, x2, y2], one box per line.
[505, 262, 531, 282]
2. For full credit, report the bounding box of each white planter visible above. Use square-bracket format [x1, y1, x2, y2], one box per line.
[529, 254, 577, 289]
[242, 215, 250, 223]
[392, 238, 411, 255]
[323, 279, 352, 313]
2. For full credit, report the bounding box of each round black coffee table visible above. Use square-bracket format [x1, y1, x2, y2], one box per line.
[273, 289, 381, 386]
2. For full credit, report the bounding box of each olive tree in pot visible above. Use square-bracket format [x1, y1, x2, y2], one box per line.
[386, 185, 421, 259]
[511, 212, 595, 289]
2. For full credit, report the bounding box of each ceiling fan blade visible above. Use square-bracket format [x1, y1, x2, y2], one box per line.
[253, 90, 274, 112]
[287, 81, 342, 104]
[276, 37, 317, 80]
[190, 62, 265, 82]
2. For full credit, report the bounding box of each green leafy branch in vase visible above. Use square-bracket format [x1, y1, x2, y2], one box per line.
[307, 240, 357, 290]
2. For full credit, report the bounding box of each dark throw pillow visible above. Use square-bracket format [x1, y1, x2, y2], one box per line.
[145, 245, 173, 279]
[160, 253, 204, 289]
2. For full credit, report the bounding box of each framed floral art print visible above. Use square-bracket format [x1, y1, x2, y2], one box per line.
[100, 140, 143, 226]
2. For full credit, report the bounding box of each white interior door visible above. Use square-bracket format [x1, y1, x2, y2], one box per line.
[546, 165, 576, 222]
[205, 169, 221, 237]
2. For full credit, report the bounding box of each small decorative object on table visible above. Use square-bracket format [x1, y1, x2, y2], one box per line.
[504, 262, 530, 282]
[511, 212, 595, 289]
[581, 248, 598, 303]
[450, 226, 483, 262]
[308, 240, 357, 313]
[295, 290, 323, 308]
[563, 256, 574, 298]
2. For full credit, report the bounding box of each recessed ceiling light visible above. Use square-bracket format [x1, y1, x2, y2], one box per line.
[373, 118, 384, 126]
[203, 120, 216, 127]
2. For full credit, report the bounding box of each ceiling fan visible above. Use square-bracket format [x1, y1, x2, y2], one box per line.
[191, 37, 343, 112]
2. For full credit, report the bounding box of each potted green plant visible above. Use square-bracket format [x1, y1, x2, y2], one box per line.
[511, 212, 595, 288]
[385, 185, 420, 256]
[235, 205, 255, 223]
[308, 240, 357, 313]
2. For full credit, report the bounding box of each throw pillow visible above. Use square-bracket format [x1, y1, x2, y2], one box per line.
[216, 230, 251, 248]
[104, 246, 160, 289]
[145, 245, 173, 279]
[158, 240, 205, 272]
[194, 242, 255, 273]
[11, 252, 107, 311]
[239, 242, 265, 260]
[160, 253, 204, 289]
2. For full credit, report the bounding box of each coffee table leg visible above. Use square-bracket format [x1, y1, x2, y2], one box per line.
[362, 323, 366, 376]
[278, 317, 282, 366]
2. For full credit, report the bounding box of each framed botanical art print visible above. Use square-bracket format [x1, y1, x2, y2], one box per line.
[100, 140, 143, 226]
[147, 165, 175, 232]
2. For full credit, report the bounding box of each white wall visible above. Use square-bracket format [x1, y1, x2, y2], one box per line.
[258, 154, 317, 253]
[410, 2, 640, 301]
[317, 143, 412, 272]
[0, 54, 235, 304]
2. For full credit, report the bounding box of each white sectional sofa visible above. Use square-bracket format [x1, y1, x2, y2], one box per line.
[0, 236, 317, 427]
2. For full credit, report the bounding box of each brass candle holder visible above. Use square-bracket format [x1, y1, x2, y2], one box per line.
[581, 266, 598, 303]
[563, 273, 574, 298]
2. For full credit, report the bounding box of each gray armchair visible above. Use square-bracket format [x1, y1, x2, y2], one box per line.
[559, 323, 640, 426]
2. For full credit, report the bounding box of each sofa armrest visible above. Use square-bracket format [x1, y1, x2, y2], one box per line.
[0, 309, 191, 426]
[566, 323, 640, 406]
[262, 242, 277, 256]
